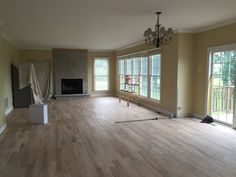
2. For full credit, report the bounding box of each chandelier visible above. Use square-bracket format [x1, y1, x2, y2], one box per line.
[144, 12, 174, 48]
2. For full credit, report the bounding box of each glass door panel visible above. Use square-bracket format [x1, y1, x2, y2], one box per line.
[210, 50, 236, 125]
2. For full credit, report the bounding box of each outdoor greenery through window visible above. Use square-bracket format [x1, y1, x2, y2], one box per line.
[140, 57, 148, 97]
[150, 55, 161, 100]
[94, 58, 109, 91]
[118, 54, 161, 101]
[210, 50, 236, 124]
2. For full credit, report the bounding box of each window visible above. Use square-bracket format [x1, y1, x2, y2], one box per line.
[140, 57, 148, 97]
[119, 60, 125, 90]
[150, 54, 161, 100]
[132, 58, 140, 94]
[118, 53, 161, 101]
[126, 59, 132, 75]
[94, 58, 109, 91]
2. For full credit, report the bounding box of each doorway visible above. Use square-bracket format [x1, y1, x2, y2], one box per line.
[208, 47, 236, 125]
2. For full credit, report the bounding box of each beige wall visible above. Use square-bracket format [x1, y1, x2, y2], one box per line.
[1, 21, 236, 127]
[0, 35, 18, 130]
[19, 49, 53, 62]
[116, 33, 196, 116]
[18, 49, 116, 96]
[117, 24, 236, 117]
[193, 23, 236, 116]
[177, 33, 195, 117]
[116, 43, 154, 56]
[88, 51, 116, 95]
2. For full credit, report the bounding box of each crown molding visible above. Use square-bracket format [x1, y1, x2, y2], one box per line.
[88, 49, 116, 53]
[0, 31, 20, 48]
[18, 47, 52, 50]
[116, 40, 145, 52]
[19, 48, 116, 52]
[19, 47, 116, 52]
[174, 29, 196, 33]
[18, 47, 116, 52]
[193, 19, 236, 33]
[1, 18, 236, 52]
[115, 29, 190, 51]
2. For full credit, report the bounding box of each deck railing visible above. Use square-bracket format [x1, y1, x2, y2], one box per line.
[212, 86, 234, 112]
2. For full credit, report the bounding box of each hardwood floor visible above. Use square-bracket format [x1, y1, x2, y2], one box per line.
[1, 97, 236, 177]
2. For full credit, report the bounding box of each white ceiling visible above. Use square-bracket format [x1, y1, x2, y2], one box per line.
[0, 0, 236, 50]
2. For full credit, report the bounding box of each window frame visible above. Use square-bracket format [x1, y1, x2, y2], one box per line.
[207, 44, 236, 127]
[93, 57, 110, 92]
[118, 52, 161, 102]
[119, 59, 126, 90]
[149, 54, 161, 101]
[140, 57, 148, 97]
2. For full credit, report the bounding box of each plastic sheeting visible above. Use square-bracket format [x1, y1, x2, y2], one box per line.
[18, 60, 53, 104]
[18, 63, 30, 89]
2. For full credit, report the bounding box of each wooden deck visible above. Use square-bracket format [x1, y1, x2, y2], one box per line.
[1, 97, 236, 177]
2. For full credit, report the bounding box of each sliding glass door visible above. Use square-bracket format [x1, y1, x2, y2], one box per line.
[208, 48, 236, 125]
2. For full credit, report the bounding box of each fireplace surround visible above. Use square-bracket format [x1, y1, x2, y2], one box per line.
[54, 49, 88, 97]
[61, 79, 83, 94]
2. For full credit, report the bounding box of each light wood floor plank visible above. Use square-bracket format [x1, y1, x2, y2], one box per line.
[1, 97, 236, 177]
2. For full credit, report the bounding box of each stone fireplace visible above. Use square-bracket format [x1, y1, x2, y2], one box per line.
[53, 49, 88, 97]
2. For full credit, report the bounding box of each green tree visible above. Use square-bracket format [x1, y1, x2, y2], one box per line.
[222, 62, 236, 86]
[214, 51, 236, 86]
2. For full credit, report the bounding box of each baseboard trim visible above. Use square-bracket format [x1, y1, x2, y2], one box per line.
[0, 123, 7, 134]
[192, 113, 205, 119]
[142, 101, 175, 117]
[55, 94, 90, 98]
[91, 93, 115, 97]
[5, 106, 13, 116]
[176, 113, 191, 118]
[116, 95, 175, 117]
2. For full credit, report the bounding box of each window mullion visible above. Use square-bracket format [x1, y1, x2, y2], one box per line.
[148, 56, 151, 98]
[138, 58, 141, 96]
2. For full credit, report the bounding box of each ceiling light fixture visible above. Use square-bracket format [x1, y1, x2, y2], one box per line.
[144, 11, 174, 48]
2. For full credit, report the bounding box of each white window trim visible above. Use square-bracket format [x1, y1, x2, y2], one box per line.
[93, 57, 110, 92]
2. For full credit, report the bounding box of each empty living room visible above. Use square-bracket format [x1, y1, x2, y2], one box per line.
[1, 0, 236, 177]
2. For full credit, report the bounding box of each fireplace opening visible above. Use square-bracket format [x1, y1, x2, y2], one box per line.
[61, 79, 83, 94]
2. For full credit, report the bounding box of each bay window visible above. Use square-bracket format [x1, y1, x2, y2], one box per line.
[118, 53, 161, 101]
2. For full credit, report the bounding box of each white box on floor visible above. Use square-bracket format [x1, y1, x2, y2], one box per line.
[29, 103, 48, 124]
